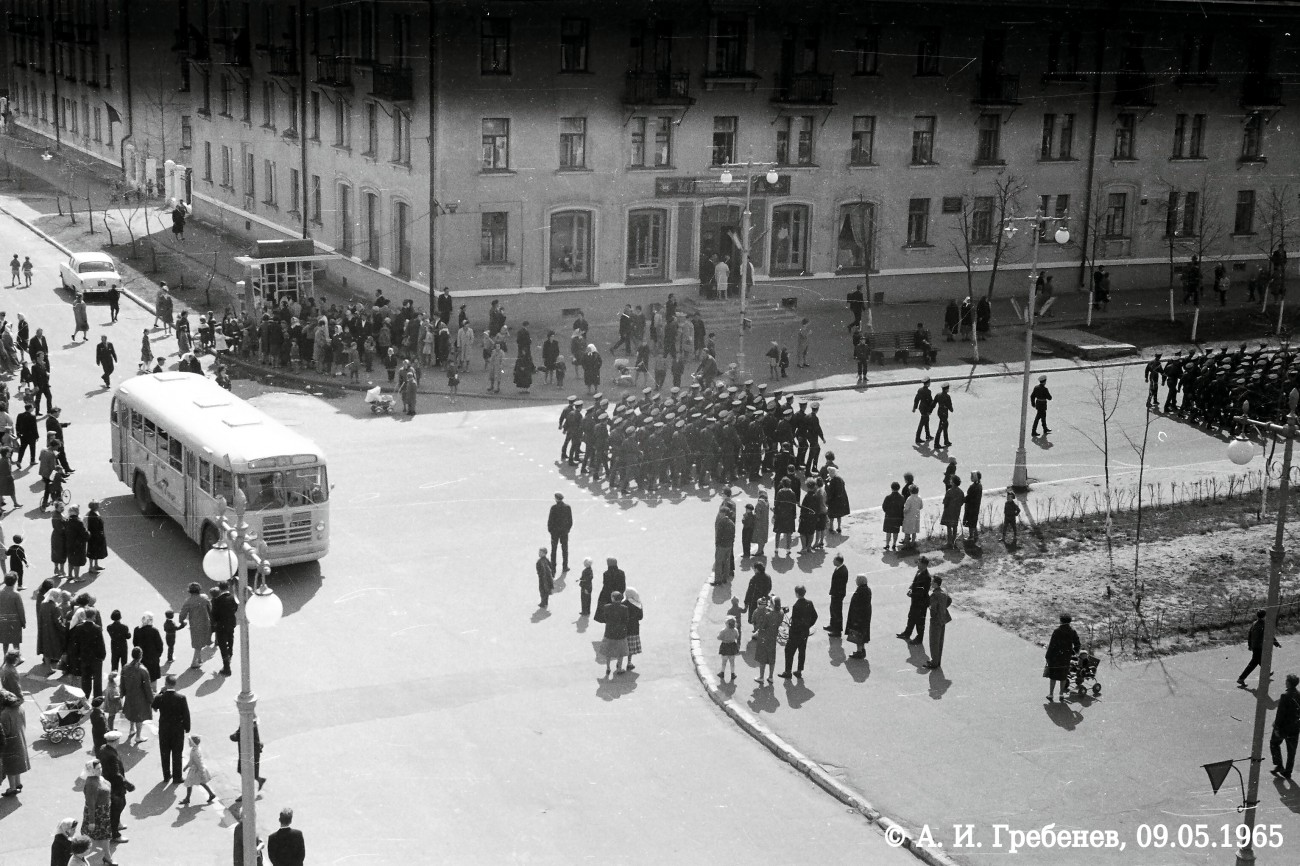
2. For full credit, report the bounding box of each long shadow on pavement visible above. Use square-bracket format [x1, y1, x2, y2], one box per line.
[595, 671, 638, 701]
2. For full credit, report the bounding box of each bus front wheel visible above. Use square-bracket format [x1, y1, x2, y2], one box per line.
[133, 474, 158, 516]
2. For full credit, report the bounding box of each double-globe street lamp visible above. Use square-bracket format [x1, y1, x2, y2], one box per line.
[1003, 211, 1071, 490]
[1226, 389, 1298, 866]
[201, 486, 282, 865]
[715, 159, 781, 380]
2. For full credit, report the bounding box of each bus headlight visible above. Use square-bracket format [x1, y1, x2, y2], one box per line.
[316, 521, 325, 538]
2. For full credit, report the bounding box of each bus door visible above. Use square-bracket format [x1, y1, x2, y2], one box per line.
[183, 450, 200, 537]
[109, 398, 126, 483]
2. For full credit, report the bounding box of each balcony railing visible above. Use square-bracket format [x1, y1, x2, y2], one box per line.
[771, 72, 834, 104]
[623, 71, 692, 104]
[1241, 75, 1283, 108]
[1113, 72, 1156, 107]
[974, 73, 1021, 105]
[370, 63, 413, 101]
[267, 46, 298, 77]
[216, 31, 251, 67]
[316, 55, 353, 88]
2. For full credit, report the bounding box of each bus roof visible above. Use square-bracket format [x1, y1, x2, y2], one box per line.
[114, 373, 326, 469]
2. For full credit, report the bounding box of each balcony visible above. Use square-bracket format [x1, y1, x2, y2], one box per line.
[370, 64, 413, 102]
[216, 31, 251, 67]
[973, 73, 1021, 106]
[622, 71, 693, 105]
[1241, 75, 1283, 109]
[771, 72, 835, 105]
[267, 46, 298, 77]
[316, 56, 353, 89]
[1113, 72, 1156, 107]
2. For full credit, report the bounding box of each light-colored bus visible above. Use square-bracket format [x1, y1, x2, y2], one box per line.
[110, 373, 329, 566]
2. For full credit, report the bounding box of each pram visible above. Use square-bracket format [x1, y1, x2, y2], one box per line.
[364, 384, 394, 415]
[612, 358, 633, 387]
[41, 690, 91, 743]
[1070, 650, 1102, 696]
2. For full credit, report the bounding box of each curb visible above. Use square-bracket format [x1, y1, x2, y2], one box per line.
[688, 581, 961, 866]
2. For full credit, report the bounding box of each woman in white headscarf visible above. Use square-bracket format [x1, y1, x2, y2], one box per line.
[51, 817, 79, 866]
[623, 588, 644, 672]
[80, 759, 116, 864]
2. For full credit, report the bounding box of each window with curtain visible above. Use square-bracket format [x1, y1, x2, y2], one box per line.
[836, 203, 876, 271]
[627, 209, 667, 281]
[550, 211, 593, 284]
[770, 204, 809, 273]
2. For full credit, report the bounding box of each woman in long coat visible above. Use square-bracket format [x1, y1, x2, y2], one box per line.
[881, 482, 906, 552]
[63, 506, 89, 581]
[0, 688, 29, 792]
[752, 491, 770, 558]
[752, 597, 782, 685]
[901, 486, 923, 547]
[71, 296, 89, 341]
[742, 562, 772, 626]
[37, 589, 68, 666]
[845, 575, 873, 659]
[0, 448, 17, 509]
[81, 760, 113, 849]
[623, 588, 644, 671]
[120, 648, 154, 743]
[940, 478, 964, 549]
[773, 478, 798, 554]
[797, 481, 820, 553]
[178, 583, 212, 669]
[86, 500, 107, 571]
[593, 558, 626, 624]
[1044, 614, 1081, 701]
[825, 466, 850, 534]
[50, 505, 67, 576]
[132, 614, 164, 683]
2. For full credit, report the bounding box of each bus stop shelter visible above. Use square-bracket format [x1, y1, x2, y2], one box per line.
[234, 239, 339, 316]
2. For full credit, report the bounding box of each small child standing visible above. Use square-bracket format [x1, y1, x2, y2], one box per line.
[718, 617, 740, 681]
[103, 670, 122, 729]
[779, 347, 790, 378]
[1002, 490, 1021, 545]
[348, 342, 361, 382]
[106, 610, 130, 672]
[163, 610, 182, 664]
[578, 557, 593, 617]
[6, 534, 25, 590]
[446, 364, 460, 396]
[180, 734, 217, 805]
[741, 504, 755, 558]
[765, 341, 780, 377]
[553, 357, 566, 388]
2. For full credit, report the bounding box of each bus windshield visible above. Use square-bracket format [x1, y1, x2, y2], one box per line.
[238, 466, 328, 510]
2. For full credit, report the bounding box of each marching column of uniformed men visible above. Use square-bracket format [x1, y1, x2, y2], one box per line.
[1144, 342, 1297, 430]
[556, 379, 828, 495]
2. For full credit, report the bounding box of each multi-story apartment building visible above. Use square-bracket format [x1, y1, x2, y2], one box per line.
[5, 0, 1298, 307]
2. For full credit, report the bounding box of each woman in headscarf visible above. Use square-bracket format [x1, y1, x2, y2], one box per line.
[71, 295, 90, 342]
[50, 817, 79, 866]
[773, 478, 798, 555]
[50, 502, 67, 576]
[825, 466, 851, 534]
[881, 481, 906, 552]
[941, 476, 964, 550]
[752, 490, 770, 558]
[120, 647, 154, 745]
[1045, 614, 1081, 702]
[80, 759, 114, 864]
[132, 613, 164, 684]
[752, 596, 782, 685]
[623, 588, 644, 672]
[582, 344, 602, 395]
[37, 587, 69, 667]
[86, 501, 107, 572]
[845, 574, 873, 659]
[901, 485, 923, 549]
[63, 505, 88, 582]
[0, 687, 29, 794]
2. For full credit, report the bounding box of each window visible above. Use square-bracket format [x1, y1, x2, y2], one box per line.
[854, 31, 879, 75]
[310, 91, 320, 140]
[1165, 190, 1198, 237]
[364, 102, 378, 155]
[364, 192, 380, 265]
[198, 458, 213, 494]
[1235, 190, 1256, 234]
[220, 145, 233, 187]
[906, 198, 931, 246]
[181, 115, 192, 149]
[916, 27, 941, 76]
[836, 203, 876, 270]
[971, 196, 995, 244]
[712, 14, 749, 74]
[286, 87, 298, 136]
[338, 183, 353, 255]
[482, 118, 509, 170]
[262, 81, 275, 128]
[392, 111, 410, 164]
[200, 70, 211, 115]
[481, 18, 511, 74]
[712, 116, 737, 165]
[1172, 113, 1207, 158]
[333, 98, 350, 148]
[549, 211, 593, 284]
[776, 116, 813, 165]
[849, 116, 876, 166]
[559, 117, 587, 169]
[105, 53, 112, 89]
[560, 18, 588, 72]
[1242, 112, 1266, 161]
[310, 175, 322, 224]
[481, 212, 508, 263]
[911, 116, 936, 164]
[220, 75, 233, 117]
[1114, 113, 1136, 159]
[627, 209, 667, 280]
[242, 80, 251, 123]
[394, 201, 411, 277]
[168, 438, 184, 472]
[262, 160, 276, 205]
[770, 204, 809, 273]
[243, 151, 254, 199]
[1046, 31, 1080, 78]
[1179, 32, 1213, 77]
[976, 113, 1001, 163]
[629, 117, 671, 167]
[1054, 194, 1070, 225]
[203, 142, 212, 181]
[358, 3, 375, 63]
[1104, 192, 1128, 237]
[94, 108, 103, 143]
[1040, 113, 1074, 160]
[288, 168, 300, 214]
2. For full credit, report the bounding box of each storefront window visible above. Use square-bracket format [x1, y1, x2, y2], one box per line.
[627, 209, 666, 281]
[549, 211, 592, 284]
[770, 204, 809, 274]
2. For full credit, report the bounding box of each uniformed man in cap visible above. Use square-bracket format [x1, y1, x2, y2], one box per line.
[792, 400, 810, 467]
[561, 399, 584, 465]
[1030, 375, 1052, 437]
[1144, 353, 1163, 408]
[591, 413, 610, 481]
[934, 384, 954, 449]
[913, 378, 935, 444]
[578, 402, 599, 473]
[804, 402, 826, 472]
[718, 412, 741, 484]
[1163, 351, 1183, 413]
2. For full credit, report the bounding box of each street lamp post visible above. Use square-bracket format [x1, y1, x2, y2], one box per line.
[201, 486, 282, 866]
[1226, 388, 1298, 866]
[1006, 211, 1070, 490]
[717, 159, 780, 380]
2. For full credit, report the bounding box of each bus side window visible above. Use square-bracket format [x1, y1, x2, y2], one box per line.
[198, 459, 212, 494]
[131, 410, 145, 443]
[184, 451, 198, 479]
[144, 418, 157, 452]
[169, 438, 184, 472]
[213, 466, 234, 501]
[156, 428, 170, 460]
[110, 397, 118, 426]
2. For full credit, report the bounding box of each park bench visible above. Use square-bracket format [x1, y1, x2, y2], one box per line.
[864, 330, 939, 366]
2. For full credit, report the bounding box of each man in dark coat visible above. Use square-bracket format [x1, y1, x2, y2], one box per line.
[268, 807, 307, 866]
[211, 583, 239, 677]
[593, 558, 626, 624]
[963, 471, 984, 543]
[29, 351, 52, 414]
[1030, 375, 1053, 437]
[1271, 673, 1300, 779]
[231, 719, 267, 790]
[547, 492, 573, 572]
[14, 402, 38, 466]
[934, 383, 954, 449]
[1045, 614, 1081, 700]
[897, 558, 932, 644]
[804, 403, 826, 472]
[152, 674, 191, 783]
[68, 610, 106, 698]
[913, 379, 934, 444]
[845, 575, 873, 659]
[1238, 608, 1281, 687]
[742, 563, 772, 626]
[779, 585, 818, 678]
[98, 731, 134, 841]
[824, 554, 849, 637]
[27, 327, 49, 363]
[846, 284, 866, 329]
[95, 335, 118, 388]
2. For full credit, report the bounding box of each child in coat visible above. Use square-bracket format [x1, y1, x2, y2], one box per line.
[1002, 490, 1021, 545]
[180, 734, 217, 805]
[779, 347, 790, 378]
[718, 617, 740, 681]
[163, 610, 182, 664]
[102, 670, 122, 729]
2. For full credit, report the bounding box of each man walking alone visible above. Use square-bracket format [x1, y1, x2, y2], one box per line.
[547, 493, 572, 573]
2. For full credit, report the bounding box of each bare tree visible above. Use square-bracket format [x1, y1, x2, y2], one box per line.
[983, 173, 1025, 299]
[1071, 368, 1126, 577]
[1148, 176, 1229, 339]
[948, 198, 979, 298]
[1256, 184, 1297, 261]
[1120, 400, 1155, 600]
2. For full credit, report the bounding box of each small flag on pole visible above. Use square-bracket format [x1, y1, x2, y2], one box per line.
[105, 102, 122, 125]
[1203, 760, 1234, 795]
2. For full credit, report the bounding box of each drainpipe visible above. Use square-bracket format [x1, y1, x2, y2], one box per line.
[427, 0, 439, 321]
[298, 6, 308, 239]
[51, 19, 61, 150]
[117, 1, 134, 178]
[1078, 22, 1105, 292]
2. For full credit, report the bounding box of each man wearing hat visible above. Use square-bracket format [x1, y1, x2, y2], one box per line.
[560, 398, 583, 465]
[1144, 353, 1163, 408]
[792, 400, 810, 467]
[547, 493, 573, 572]
[1163, 351, 1183, 413]
[804, 402, 826, 472]
[913, 379, 935, 445]
[934, 385, 954, 449]
[99, 730, 134, 841]
[1030, 375, 1052, 438]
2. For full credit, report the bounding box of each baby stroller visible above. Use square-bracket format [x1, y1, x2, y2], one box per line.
[1070, 650, 1102, 696]
[41, 688, 91, 743]
[612, 358, 634, 387]
[364, 384, 394, 415]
